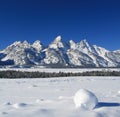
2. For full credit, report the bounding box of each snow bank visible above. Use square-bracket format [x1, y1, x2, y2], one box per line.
[12, 103, 27, 108]
[73, 89, 98, 110]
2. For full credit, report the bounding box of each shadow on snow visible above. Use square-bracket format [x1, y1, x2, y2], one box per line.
[97, 102, 120, 108]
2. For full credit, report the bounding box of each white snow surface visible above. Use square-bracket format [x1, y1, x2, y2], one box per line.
[74, 89, 98, 110]
[0, 76, 120, 117]
[0, 68, 120, 73]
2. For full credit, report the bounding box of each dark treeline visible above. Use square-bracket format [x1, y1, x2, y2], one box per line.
[0, 70, 120, 78]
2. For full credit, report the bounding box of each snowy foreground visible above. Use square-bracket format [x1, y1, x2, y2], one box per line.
[0, 76, 120, 117]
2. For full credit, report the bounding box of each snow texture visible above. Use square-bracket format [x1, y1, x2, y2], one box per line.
[74, 89, 98, 110]
[0, 76, 120, 117]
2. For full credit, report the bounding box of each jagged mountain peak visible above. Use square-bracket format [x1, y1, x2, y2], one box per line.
[93, 45, 109, 52]
[0, 36, 120, 68]
[22, 40, 30, 48]
[54, 35, 62, 42]
[33, 40, 41, 44]
[22, 40, 29, 45]
[32, 40, 43, 52]
[80, 39, 87, 42]
[32, 40, 42, 47]
[69, 39, 73, 42]
[69, 40, 76, 49]
[23, 40, 28, 43]
[69, 40, 76, 44]
[75, 39, 95, 54]
[9, 41, 21, 47]
[79, 39, 90, 47]
[7, 40, 30, 49]
[49, 35, 67, 49]
[113, 49, 120, 53]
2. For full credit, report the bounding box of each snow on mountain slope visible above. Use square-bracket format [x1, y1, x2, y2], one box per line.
[49, 36, 69, 50]
[1, 41, 42, 66]
[32, 40, 44, 52]
[67, 49, 95, 67]
[106, 52, 120, 66]
[93, 45, 109, 56]
[78, 39, 97, 54]
[93, 45, 117, 67]
[42, 36, 69, 67]
[68, 40, 109, 67]
[113, 49, 120, 53]
[2, 41, 29, 65]
[69, 40, 77, 49]
[43, 48, 69, 67]
[0, 36, 120, 67]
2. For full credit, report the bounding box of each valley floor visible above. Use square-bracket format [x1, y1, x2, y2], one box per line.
[0, 76, 120, 117]
[1, 67, 120, 73]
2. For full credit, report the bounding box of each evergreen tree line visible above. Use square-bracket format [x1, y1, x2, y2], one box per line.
[0, 70, 120, 78]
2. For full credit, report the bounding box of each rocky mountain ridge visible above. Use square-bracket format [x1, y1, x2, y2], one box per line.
[0, 36, 120, 68]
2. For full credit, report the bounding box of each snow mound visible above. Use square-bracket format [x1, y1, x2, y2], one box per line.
[73, 89, 98, 110]
[12, 103, 27, 108]
[3, 102, 12, 106]
[118, 90, 120, 94]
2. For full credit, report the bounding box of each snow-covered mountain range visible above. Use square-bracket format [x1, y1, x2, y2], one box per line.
[0, 36, 120, 68]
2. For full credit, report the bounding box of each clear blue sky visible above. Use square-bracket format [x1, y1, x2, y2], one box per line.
[0, 0, 120, 50]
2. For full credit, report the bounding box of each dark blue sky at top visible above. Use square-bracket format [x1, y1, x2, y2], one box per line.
[0, 0, 120, 50]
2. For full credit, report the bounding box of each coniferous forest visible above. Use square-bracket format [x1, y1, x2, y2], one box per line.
[0, 70, 120, 78]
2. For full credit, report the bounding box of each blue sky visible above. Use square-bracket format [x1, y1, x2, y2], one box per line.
[0, 0, 120, 50]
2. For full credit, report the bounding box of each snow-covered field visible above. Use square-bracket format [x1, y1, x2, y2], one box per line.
[0, 76, 120, 117]
[0, 68, 120, 73]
